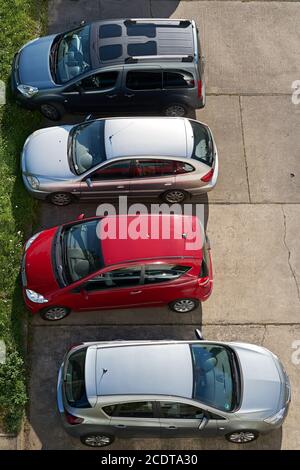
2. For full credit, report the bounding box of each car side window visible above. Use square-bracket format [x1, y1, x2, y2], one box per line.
[200, 239, 210, 278]
[102, 405, 117, 416]
[159, 402, 205, 419]
[144, 264, 190, 285]
[83, 266, 142, 292]
[90, 160, 132, 180]
[173, 161, 195, 174]
[79, 71, 118, 91]
[126, 70, 162, 90]
[163, 70, 195, 89]
[133, 159, 175, 178]
[113, 402, 154, 418]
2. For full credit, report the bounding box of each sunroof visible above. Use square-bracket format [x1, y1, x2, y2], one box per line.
[127, 41, 157, 57]
[126, 23, 156, 38]
[99, 24, 122, 38]
[99, 44, 122, 61]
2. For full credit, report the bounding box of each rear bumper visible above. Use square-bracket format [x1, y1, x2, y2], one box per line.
[189, 150, 219, 195]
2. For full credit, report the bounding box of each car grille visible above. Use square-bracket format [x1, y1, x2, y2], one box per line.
[21, 253, 27, 287]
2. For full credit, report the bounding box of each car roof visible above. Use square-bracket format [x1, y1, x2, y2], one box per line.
[99, 214, 204, 266]
[90, 19, 196, 67]
[93, 343, 193, 398]
[104, 117, 193, 160]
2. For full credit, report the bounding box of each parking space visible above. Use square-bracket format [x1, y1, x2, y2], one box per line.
[25, 0, 300, 450]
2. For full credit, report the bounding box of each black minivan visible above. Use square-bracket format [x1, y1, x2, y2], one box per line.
[11, 19, 206, 120]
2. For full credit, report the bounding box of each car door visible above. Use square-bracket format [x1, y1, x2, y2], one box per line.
[62, 69, 123, 112]
[69, 265, 143, 310]
[106, 401, 161, 438]
[79, 159, 132, 199]
[131, 263, 196, 307]
[129, 159, 176, 197]
[158, 401, 218, 438]
[121, 67, 163, 111]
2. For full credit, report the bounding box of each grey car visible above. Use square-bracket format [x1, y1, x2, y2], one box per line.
[57, 331, 291, 447]
[11, 18, 206, 120]
[21, 116, 218, 205]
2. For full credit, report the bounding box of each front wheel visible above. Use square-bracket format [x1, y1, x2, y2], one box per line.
[80, 434, 115, 447]
[40, 306, 70, 321]
[40, 103, 64, 121]
[163, 103, 188, 117]
[169, 299, 199, 313]
[225, 431, 259, 444]
[49, 192, 73, 206]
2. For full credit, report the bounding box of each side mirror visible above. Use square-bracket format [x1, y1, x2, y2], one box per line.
[195, 328, 204, 340]
[85, 177, 93, 189]
[84, 113, 93, 122]
[77, 213, 85, 221]
[198, 415, 208, 430]
[80, 20, 86, 26]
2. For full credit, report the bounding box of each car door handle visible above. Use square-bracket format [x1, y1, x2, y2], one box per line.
[108, 94, 118, 98]
[125, 93, 135, 98]
[115, 424, 127, 428]
[165, 426, 177, 429]
[117, 185, 125, 189]
[164, 183, 172, 186]
[130, 290, 142, 295]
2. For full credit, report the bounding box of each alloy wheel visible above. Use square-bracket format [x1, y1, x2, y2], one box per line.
[227, 431, 257, 443]
[164, 190, 186, 203]
[165, 105, 186, 117]
[172, 299, 197, 313]
[43, 307, 68, 321]
[50, 193, 72, 206]
[40, 104, 60, 120]
[82, 435, 113, 447]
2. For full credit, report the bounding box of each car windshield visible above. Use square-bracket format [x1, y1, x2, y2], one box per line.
[190, 121, 213, 166]
[190, 344, 238, 412]
[54, 25, 91, 83]
[65, 348, 90, 408]
[62, 219, 104, 284]
[70, 120, 106, 175]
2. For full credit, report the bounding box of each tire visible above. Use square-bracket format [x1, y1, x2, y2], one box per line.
[169, 298, 199, 313]
[80, 434, 115, 448]
[40, 103, 64, 121]
[225, 430, 259, 444]
[40, 306, 70, 321]
[49, 192, 73, 206]
[161, 189, 188, 204]
[163, 103, 188, 117]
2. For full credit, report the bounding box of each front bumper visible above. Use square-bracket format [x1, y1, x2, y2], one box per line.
[11, 52, 38, 109]
[21, 172, 49, 200]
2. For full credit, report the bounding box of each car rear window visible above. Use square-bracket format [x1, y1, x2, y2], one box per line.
[65, 348, 90, 408]
[190, 121, 213, 166]
[163, 70, 195, 89]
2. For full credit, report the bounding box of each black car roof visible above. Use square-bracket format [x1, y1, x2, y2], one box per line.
[89, 19, 196, 68]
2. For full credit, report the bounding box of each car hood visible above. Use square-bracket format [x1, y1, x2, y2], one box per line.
[22, 126, 74, 179]
[24, 227, 59, 294]
[18, 35, 57, 88]
[230, 343, 282, 414]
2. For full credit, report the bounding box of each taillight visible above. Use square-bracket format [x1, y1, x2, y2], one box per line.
[198, 276, 210, 287]
[65, 411, 84, 425]
[201, 168, 214, 183]
[197, 80, 202, 98]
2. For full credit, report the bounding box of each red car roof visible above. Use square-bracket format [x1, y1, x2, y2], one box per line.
[100, 214, 203, 266]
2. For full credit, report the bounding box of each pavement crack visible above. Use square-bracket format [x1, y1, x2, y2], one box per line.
[261, 325, 267, 346]
[239, 96, 251, 203]
[281, 205, 300, 303]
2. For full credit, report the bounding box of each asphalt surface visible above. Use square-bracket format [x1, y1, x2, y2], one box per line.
[22, 0, 300, 450]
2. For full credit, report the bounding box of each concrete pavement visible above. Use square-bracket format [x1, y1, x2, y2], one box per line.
[22, 0, 300, 450]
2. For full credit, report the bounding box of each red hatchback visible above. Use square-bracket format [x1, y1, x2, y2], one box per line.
[21, 214, 213, 321]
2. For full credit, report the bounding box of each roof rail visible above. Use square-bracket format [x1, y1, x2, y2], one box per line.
[124, 19, 191, 28]
[125, 54, 194, 64]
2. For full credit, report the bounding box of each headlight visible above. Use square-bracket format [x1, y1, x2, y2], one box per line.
[17, 84, 39, 98]
[26, 175, 40, 189]
[25, 289, 48, 304]
[264, 407, 286, 425]
[24, 231, 43, 251]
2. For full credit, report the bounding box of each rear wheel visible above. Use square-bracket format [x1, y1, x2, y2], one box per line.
[40, 306, 70, 321]
[161, 189, 188, 204]
[40, 103, 64, 121]
[163, 103, 188, 117]
[225, 431, 258, 444]
[49, 192, 73, 206]
[80, 434, 115, 447]
[169, 298, 199, 313]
